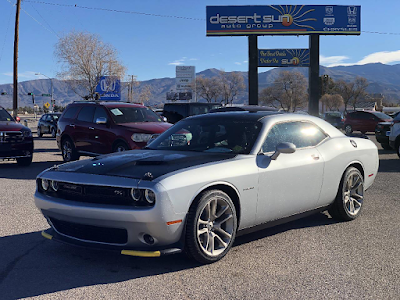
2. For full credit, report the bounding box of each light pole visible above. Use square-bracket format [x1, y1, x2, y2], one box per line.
[35, 73, 54, 113]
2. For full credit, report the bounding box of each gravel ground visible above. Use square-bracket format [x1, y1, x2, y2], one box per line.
[0, 134, 399, 300]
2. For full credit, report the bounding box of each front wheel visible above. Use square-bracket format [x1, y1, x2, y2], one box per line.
[37, 127, 42, 137]
[61, 138, 80, 162]
[113, 142, 130, 152]
[185, 190, 237, 264]
[381, 143, 392, 150]
[329, 167, 364, 221]
[345, 125, 353, 135]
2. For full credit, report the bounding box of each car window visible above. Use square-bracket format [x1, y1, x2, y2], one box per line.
[164, 104, 187, 118]
[45, 115, 52, 121]
[372, 112, 392, 120]
[108, 106, 162, 124]
[148, 119, 261, 154]
[52, 115, 60, 121]
[0, 108, 13, 121]
[77, 106, 95, 123]
[262, 121, 327, 153]
[93, 107, 109, 123]
[190, 105, 212, 115]
[62, 106, 80, 119]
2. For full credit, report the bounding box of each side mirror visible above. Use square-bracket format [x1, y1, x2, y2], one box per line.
[96, 117, 107, 125]
[270, 142, 296, 160]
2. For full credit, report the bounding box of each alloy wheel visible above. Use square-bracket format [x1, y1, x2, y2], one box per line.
[343, 172, 364, 216]
[62, 140, 72, 161]
[196, 197, 234, 257]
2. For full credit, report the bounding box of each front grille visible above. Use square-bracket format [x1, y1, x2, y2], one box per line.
[0, 131, 24, 143]
[37, 180, 151, 207]
[49, 217, 128, 244]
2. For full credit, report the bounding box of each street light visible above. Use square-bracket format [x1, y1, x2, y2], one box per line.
[35, 72, 54, 113]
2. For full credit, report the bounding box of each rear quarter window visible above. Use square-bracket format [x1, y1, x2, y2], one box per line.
[62, 106, 80, 119]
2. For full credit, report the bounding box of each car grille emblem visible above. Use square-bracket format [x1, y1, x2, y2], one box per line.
[114, 190, 123, 196]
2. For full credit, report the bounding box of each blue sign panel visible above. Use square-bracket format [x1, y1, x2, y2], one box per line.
[259, 49, 310, 67]
[206, 5, 360, 36]
[95, 76, 121, 100]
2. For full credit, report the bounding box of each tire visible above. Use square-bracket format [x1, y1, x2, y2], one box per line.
[61, 137, 80, 162]
[185, 189, 237, 264]
[37, 127, 42, 137]
[345, 125, 353, 135]
[396, 139, 400, 158]
[329, 167, 364, 221]
[51, 127, 56, 138]
[113, 141, 130, 152]
[17, 156, 32, 166]
[381, 143, 392, 150]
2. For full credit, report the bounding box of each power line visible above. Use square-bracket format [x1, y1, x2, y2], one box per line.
[24, 1, 204, 21]
[29, 2, 60, 38]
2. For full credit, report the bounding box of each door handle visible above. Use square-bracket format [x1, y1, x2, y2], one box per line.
[311, 154, 320, 160]
[89, 127, 94, 130]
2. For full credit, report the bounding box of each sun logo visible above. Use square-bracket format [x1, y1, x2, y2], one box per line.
[269, 5, 317, 30]
[292, 57, 300, 65]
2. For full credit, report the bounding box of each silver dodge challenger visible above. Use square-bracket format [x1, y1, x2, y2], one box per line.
[35, 111, 379, 263]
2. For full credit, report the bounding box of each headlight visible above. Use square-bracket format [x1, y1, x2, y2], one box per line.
[132, 133, 152, 143]
[130, 188, 142, 201]
[41, 179, 49, 191]
[51, 180, 59, 191]
[144, 189, 156, 204]
[22, 129, 32, 137]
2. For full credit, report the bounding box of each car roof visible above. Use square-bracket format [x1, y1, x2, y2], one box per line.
[209, 105, 277, 113]
[164, 102, 220, 106]
[185, 111, 283, 122]
[69, 101, 146, 108]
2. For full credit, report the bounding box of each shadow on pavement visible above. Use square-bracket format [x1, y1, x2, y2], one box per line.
[378, 158, 400, 173]
[0, 161, 60, 180]
[0, 212, 337, 299]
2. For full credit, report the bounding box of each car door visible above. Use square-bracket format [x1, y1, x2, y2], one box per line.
[74, 106, 96, 153]
[256, 121, 326, 223]
[88, 106, 116, 154]
[38, 115, 46, 132]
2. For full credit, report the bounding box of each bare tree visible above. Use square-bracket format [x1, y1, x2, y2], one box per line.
[259, 71, 308, 112]
[138, 85, 153, 104]
[219, 70, 245, 105]
[193, 76, 221, 103]
[55, 31, 126, 99]
[321, 94, 344, 111]
[350, 77, 369, 110]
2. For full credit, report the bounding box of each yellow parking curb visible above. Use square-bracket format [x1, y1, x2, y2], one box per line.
[41, 231, 53, 240]
[121, 250, 161, 257]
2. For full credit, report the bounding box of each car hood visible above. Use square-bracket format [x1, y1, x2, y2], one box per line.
[54, 150, 236, 180]
[118, 122, 172, 133]
[0, 121, 26, 131]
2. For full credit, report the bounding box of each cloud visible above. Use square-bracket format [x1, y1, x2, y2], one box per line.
[243, 60, 248, 63]
[321, 50, 400, 67]
[168, 57, 198, 65]
[2, 71, 43, 80]
[234, 62, 241, 65]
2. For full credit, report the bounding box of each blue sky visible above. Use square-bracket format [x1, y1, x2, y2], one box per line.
[0, 0, 399, 84]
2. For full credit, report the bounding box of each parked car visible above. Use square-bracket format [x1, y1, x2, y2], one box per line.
[0, 106, 33, 166]
[389, 112, 400, 157]
[344, 111, 392, 134]
[37, 113, 62, 138]
[209, 105, 277, 113]
[36, 111, 378, 263]
[322, 111, 344, 129]
[375, 122, 393, 150]
[163, 102, 221, 123]
[56, 102, 172, 162]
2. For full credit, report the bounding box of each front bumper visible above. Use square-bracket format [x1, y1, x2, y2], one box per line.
[0, 139, 33, 160]
[34, 180, 187, 252]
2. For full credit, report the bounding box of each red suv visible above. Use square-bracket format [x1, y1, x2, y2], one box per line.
[57, 102, 172, 162]
[344, 111, 392, 134]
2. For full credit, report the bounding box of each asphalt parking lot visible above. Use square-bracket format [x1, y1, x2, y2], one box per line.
[0, 134, 399, 300]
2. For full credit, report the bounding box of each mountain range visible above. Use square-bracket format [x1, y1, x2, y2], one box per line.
[1, 63, 400, 108]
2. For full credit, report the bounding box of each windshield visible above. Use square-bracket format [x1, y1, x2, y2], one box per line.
[147, 118, 261, 154]
[108, 106, 162, 124]
[0, 108, 13, 122]
[372, 112, 392, 120]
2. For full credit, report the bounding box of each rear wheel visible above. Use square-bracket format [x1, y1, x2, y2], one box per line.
[185, 190, 237, 264]
[381, 143, 392, 150]
[17, 155, 32, 166]
[51, 127, 56, 138]
[37, 127, 42, 137]
[345, 125, 353, 135]
[113, 141, 130, 152]
[329, 167, 364, 221]
[61, 138, 79, 162]
[396, 139, 400, 158]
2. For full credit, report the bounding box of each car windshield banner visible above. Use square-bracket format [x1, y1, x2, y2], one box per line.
[206, 5, 360, 36]
[258, 49, 310, 67]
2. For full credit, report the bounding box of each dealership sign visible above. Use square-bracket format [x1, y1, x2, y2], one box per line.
[258, 49, 310, 67]
[95, 76, 121, 100]
[206, 5, 360, 36]
[176, 66, 195, 91]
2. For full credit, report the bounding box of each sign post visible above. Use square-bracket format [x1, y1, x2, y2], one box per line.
[248, 36, 258, 105]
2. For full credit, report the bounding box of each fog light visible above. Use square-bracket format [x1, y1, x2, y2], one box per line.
[143, 234, 155, 245]
[144, 189, 156, 204]
[51, 180, 59, 191]
[130, 188, 141, 201]
[41, 179, 49, 191]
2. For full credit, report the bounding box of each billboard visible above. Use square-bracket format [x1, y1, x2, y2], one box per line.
[258, 49, 310, 67]
[166, 92, 193, 101]
[176, 66, 195, 91]
[95, 76, 121, 100]
[206, 5, 360, 36]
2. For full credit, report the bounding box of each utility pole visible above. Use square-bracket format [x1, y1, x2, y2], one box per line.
[13, 0, 22, 118]
[127, 75, 136, 103]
